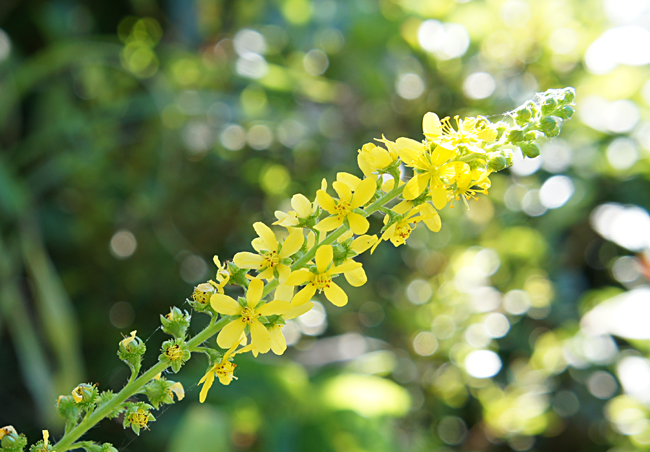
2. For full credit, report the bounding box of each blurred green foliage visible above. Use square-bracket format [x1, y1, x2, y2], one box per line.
[1, 0, 650, 451]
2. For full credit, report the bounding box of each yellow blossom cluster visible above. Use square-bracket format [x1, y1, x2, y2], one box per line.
[194, 107, 528, 401]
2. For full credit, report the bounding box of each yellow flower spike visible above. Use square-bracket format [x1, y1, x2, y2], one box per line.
[315, 175, 376, 235]
[169, 382, 184, 401]
[285, 245, 366, 307]
[211, 279, 292, 352]
[233, 223, 304, 283]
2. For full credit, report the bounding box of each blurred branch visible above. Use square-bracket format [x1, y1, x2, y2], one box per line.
[0, 235, 59, 426]
[19, 216, 85, 396]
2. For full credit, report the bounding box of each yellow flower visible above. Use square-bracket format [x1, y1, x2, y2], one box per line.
[211, 279, 292, 352]
[398, 139, 459, 207]
[198, 342, 252, 402]
[371, 201, 441, 252]
[273, 193, 317, 228]
[315, 175, 376, 235]
[284, 245, 366, 307]
[212, 256, 230, 292]
[263, 302, 314, 355]
[357, 139, 398, 176]
[233, 223, 304, 283]
[436, 115, 497, 153]
[452, 167, 492, 208]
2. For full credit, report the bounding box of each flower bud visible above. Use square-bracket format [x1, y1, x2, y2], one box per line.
[541, 97, 558, 115]
[143, 376, 184, 409]
[562, 87, 576, 103]
[160, 307, 191, 338]
[515, 107, 532, 123]
[540, 115, 562, 137]
[507, 129, 525, 143]
[520, 143, 540, 158]
[557, 105, 574, 119]
[56, 395, 81, 424]
[117, 331, 146, 374]
[1, 426, 27, 452]
[488, 152, 508, 172]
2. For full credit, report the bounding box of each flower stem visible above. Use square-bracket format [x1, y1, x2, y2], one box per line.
[54, 316, 231, 451]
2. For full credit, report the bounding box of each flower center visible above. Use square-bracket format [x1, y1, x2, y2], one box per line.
[392, 223, 412, 246]
[262, 250, 280, 269]
[165, 345, 184, 361]
[334, 200, 352, 219]
[312, 273, 332, 291]
[128, 409, 150, 429]
[240, 307, 259, 324]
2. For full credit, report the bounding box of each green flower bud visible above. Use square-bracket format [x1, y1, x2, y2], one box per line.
[56, 395, 81, 424]
[1, 426, 27, 452]
[159, 338, 191, 373]
[562, 87, 576, 103]
[520, 143, 540, 158]
[508, 129, 525, 143]
[122, 402, 155, 436]
[117, 331, 146, 375]
[143, 376, 184, 409]
[515, 107, 532, 123]
[71, 383, 99, 407]
[541, 97, 558, 115]
[160, 307, 191, 338]
[488, 152, 508, 172]
[540, 115, 562, 137]
[557, 105, 574, 119]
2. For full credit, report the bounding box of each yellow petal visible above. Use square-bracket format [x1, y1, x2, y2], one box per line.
[324, 283, 348, 307]
[423, 215, 442, 232]
[337, 172, 362, 191]
[250, 320, 271, 354]
[370, 147, 393, 168]
[403, 173, 429, 200]
[332, 260, 362, 275]
[170, 382, 185, 401]
[292, 284, 317, 306]
[258, 267, 275, 280]
[332, 180, 353, 203]
[344, 266, 367, 287]
[347, 212, 370, 235]
[286, 301, 313, 319]
[276, 264, 291, 284]
[291, 194, 312, 218]
[269, 326, 287, 355]
[357, 153, 374, 176]
[431, 186, 448, 210]
[478, 127, 497, 142]
[253, 222, 278, 252]
[392, 200, 412, 215]
[246, 278, 264, 308]
[316, 190, 337, 214]
[423, 112, 442, 139]
[256, 300, 292, 316]
[233, 252, 265, 269]
[217, 320, 246, 349]
[279, 228, 304, 258]
[432, 146, 456, 166]
[211, 294, 242, 315]
[351, 235, 378, 254]
[315, 245, 333, 273]
[314, 215, 343, 232]
[199, 371, 214, 403]
[285, 269, 313, 286]
[274, 284, 294, 301]
[251, 237, 265, 253]
[350, 176, 376, 209]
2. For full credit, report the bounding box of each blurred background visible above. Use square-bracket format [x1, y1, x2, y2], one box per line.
[1, 0, 650, 451]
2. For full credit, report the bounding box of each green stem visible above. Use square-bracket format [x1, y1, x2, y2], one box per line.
[54, 316, 231, 451]
[261, 183, 405, 298]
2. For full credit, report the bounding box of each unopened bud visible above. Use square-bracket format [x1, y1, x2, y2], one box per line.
[557, 105, 574, 119]
[508, 129, 525, 143]
[160, 307, 191, 338]
[541, 97, 558, 115]
[71, 383, 98, 406]
[488, 153, 508, 172]
[520, 143, 540, 158]
[562, 87, 576, 103]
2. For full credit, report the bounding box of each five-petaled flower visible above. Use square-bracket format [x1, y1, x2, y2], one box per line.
[211, 279, 292, 352]
[285, 245, 366, 307]
[315, 175, 376, 235]
[233, 223, 304, 283]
